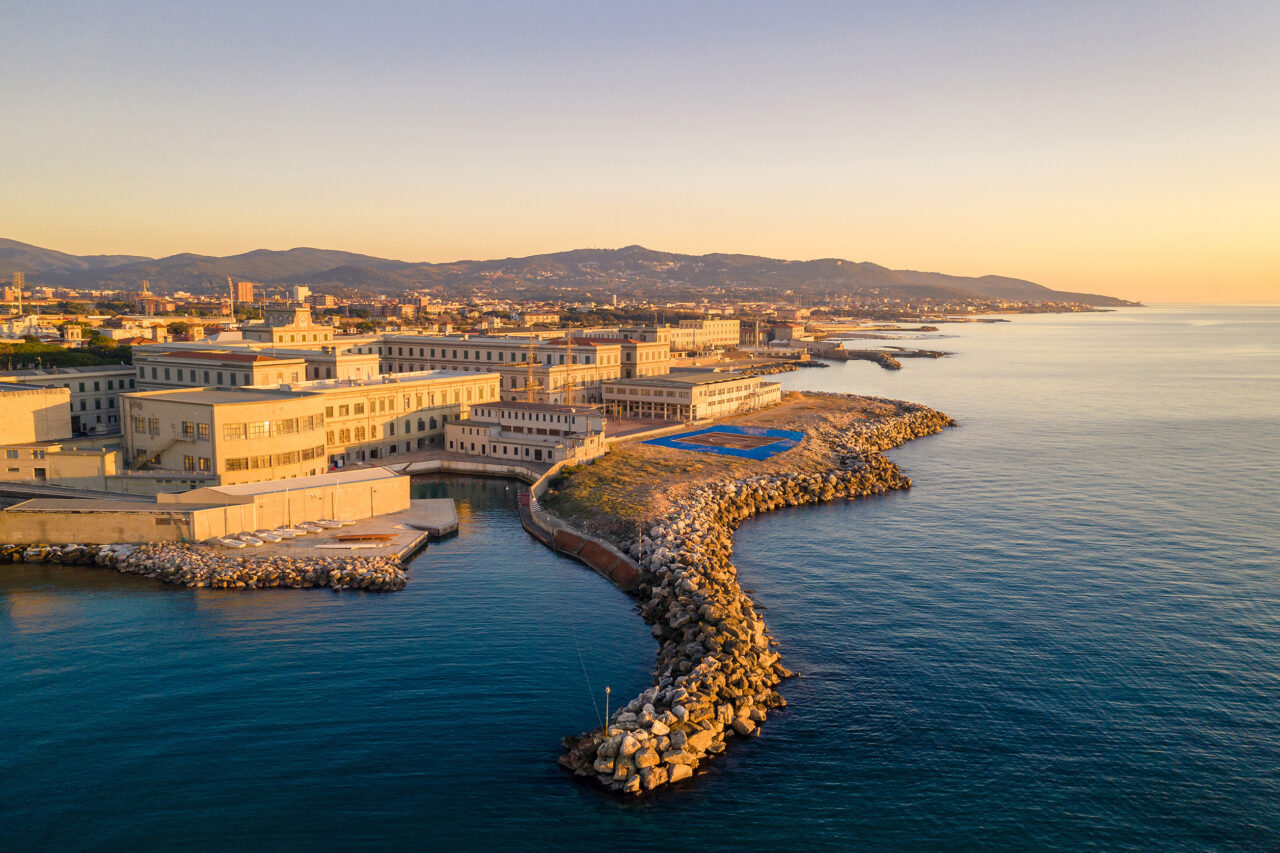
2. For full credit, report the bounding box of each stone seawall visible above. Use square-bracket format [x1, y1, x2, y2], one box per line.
[558, 401, 955, 794]
[0, 542, 408, 591]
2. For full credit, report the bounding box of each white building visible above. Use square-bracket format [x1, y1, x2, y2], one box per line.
[446, 401, 607, 465]
[602, 372, 782, 422]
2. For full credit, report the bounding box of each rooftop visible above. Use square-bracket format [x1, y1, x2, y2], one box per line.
[124, 387, 306, 405]
[474, 400, 603, 415]
[138, 349, 300, 364]
[170, 466, 399, 497]
[270, 369, 496, 392]
[0, 382, 67, 393]
[607, 371, 765, 388]
[4, 498, 216, 514]
[0, 363, 133, 378]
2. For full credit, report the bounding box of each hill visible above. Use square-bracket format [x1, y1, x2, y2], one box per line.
[0, 239, 1136, 306]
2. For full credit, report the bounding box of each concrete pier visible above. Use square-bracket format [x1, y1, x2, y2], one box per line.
[231, 499, 457, 562]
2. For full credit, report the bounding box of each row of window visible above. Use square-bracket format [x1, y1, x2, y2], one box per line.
[222, 416, 322, 440]
[139, 364, 303, 386]
[448, 439, 548, 461]
[4, 449, 46, 459]
[322, 385, 492, 418]
[326, 415, 443, 445]
[223, 446, 324, 470]
[606, 386, 685, 398]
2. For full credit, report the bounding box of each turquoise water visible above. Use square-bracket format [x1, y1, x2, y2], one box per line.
[2, 305, 1277, 850]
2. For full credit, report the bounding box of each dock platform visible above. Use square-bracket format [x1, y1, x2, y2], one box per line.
[217, 499, 457, 562]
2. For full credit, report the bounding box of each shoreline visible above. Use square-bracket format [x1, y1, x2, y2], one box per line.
[545, 392, 955, 794]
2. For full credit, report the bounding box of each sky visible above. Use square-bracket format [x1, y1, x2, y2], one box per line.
[2, 0, 1277, 303]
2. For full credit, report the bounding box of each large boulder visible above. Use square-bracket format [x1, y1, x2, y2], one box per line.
[633, 747, 659, 769]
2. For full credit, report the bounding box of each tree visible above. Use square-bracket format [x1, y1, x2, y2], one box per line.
[86, 334, 118, 350]
[167, 321, 191, 338]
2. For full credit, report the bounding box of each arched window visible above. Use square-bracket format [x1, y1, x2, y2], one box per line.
[429, 417, 437, 429]
[417, 419, 425, 432]
[354, 426, 366, 441]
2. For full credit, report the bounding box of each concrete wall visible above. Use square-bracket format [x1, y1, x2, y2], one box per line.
[0, 385, 71, 442]
[0, 474, 410, 544]
[164, 475, 409, 529]
[0, 505, 255, 544]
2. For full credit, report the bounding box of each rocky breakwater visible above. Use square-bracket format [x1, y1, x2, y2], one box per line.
[559, 401, 954, 794]
[0, 542, 408, 591]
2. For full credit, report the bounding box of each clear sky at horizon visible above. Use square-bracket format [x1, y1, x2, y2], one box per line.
[2, 0, 1277, 303]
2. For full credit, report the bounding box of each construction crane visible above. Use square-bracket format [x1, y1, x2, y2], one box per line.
[520, 338, 544, 403]
[562, 335, 576, 406]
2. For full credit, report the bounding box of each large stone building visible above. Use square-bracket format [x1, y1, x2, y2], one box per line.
[134, 349, 309, 391]
[0, 364, 136, 434]
[607, 320, 741, 352]
[572, 337, 671, 379]
[602, 372, 782, 422]
[445, 401, 607, 465]
[133, 344, 378, 391]
[366, 334, 626, 405]
[678, 318, 741, 349]
[121, 369, 500, 485]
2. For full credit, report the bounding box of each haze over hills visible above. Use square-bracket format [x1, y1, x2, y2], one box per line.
[0, 239, 1136, 306]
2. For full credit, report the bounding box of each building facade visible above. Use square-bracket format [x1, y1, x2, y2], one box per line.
[678, 318, 742, 349]
[445, 401, 607, 465]
[134, 349, 308, 391]
[120, 370, 501, 485]
[241, 305, 334, 348]
[602, 372, 782, 422]
[367, 334, 624, 405]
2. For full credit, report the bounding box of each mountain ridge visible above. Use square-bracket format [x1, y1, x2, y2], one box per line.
[0, 238, 1136, 306]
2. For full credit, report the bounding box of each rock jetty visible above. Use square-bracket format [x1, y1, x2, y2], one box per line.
[558, 401, 954, 794]
[0, 542, 408, 591]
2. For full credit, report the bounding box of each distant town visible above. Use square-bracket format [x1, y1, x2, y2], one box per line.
[0, 248, 1126, 557]
[0, 262, 1111, 494]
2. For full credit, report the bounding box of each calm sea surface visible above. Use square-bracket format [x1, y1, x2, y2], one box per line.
[2, 305, 1277, 850]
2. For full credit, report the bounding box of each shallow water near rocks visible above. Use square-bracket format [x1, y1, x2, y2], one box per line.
[2, 305, 1278, 850]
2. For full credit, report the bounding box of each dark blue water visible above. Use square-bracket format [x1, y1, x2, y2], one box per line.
[2, 305, 1277, 850]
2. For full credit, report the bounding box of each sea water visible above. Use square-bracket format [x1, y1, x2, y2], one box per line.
[2, 305, 1276, 850]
